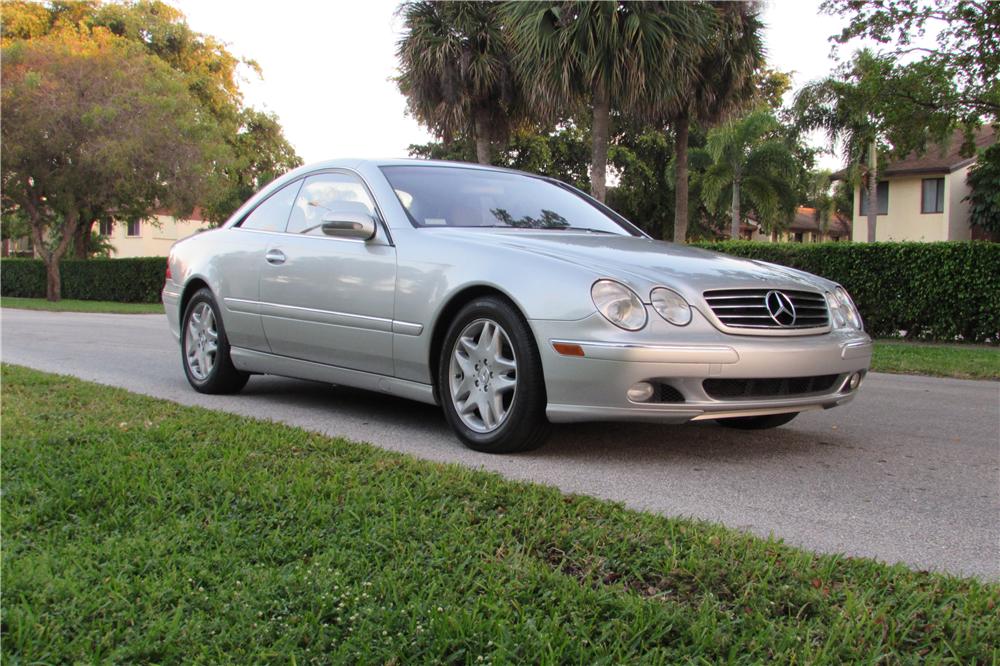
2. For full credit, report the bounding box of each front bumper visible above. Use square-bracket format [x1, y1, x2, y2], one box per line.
[532, 309, 872, 424]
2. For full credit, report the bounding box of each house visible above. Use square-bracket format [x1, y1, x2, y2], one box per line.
[847, 126, 995, 242]
[741, 207, 852, 242]
[99, 209, 212, 257]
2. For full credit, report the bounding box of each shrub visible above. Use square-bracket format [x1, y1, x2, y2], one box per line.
[692, 241, 1000, 343]
[1, 257, 166, 303]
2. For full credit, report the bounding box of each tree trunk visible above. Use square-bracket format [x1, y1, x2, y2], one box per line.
[474, 109, 491, 165]
[74, 218, 93, 259]
[867, 140, 878, 243]
[730, 179, 741, 240]
[46, 260, 62, 301]
[27, 206, 79, 302]
[590, 83, 610, 202]
[672, 113, 690, 243]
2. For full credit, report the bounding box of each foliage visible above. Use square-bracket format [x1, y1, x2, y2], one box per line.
[692, 241, 1000, 343]
[1, 1, 302, 226]
[1, 258, 166, 303]
[1, 28, 226, 299]
[608, 129, 677, 239]
[966, 141, 1000, 234]
[4, 364, 998, 663]
[409, 123, 592, 191]
[695, 108, 799, 238]
[396, 1, 521, 165]
[823, 0, 999, 126]
[502, 1, 714, 201]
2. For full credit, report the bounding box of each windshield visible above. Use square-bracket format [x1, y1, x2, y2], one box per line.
[380, 165, 638, 235]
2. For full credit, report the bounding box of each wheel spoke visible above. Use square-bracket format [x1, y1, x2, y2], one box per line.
[448, 317, 519, 435]
[492, 375, 516, 394]
[479, 393, 495, 429]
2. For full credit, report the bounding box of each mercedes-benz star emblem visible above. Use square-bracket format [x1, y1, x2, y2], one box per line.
[765, 290, 797, 326]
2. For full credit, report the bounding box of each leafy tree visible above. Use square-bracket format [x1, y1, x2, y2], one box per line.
[608, 128, 677, 239]
[396, 1, 521, 165]
[695, 109, 798, 239]
[645, 2, 765, 243]
[803, 169, 852, 234]
[1, 28, 227, 299]
[823, 0, 999, 126]
[2, 0, 301, 250]
[966, 142, 1000, 234]
[503, 1, 711, 202]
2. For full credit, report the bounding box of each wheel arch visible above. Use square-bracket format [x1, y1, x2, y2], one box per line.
[179, 276, 212, 321]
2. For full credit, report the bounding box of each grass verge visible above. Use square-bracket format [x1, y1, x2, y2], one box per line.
[1, 296, 163, 314]
[3, 364, 997, 663]
[872, 341, 999, 380]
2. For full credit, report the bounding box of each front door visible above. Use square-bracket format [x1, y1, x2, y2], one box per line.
[259, 171, 396, 376]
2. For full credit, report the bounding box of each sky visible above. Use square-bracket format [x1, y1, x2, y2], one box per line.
[170, 0, 857, 170]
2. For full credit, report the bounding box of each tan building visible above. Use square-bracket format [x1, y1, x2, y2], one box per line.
[849, 127, 995, 242]
[100, 209, 212, 257]
[742, 207, 851, 243]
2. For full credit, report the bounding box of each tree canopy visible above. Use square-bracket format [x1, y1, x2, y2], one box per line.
[1, 27, 227, 299]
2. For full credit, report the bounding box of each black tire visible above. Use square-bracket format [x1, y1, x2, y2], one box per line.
[180, 288, 249, 394]
[715, 412, 799, 430]
[437, 296, 551, 453]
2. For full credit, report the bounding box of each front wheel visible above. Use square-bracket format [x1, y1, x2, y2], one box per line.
[181, 288, 249, 394]
[438, 297, 551, 453]
[715, 412, 799, 430]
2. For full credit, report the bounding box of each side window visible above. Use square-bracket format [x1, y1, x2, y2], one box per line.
[240, 180, 302, 232]
[286, 172, 376, 236]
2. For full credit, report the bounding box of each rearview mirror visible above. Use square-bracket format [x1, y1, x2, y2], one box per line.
[320, 213, 376, 240]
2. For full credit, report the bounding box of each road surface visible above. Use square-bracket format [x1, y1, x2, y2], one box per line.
[2, 308, 997, 579]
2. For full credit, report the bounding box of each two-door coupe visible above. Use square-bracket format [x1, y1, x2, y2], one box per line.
[163, 159, 872, 453]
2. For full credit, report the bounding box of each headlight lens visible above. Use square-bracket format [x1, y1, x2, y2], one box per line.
[591, 280, 647, 331]
[650, 287, 692, 326]
[834, 286, 863, 330]
[826, 287, 863, 330]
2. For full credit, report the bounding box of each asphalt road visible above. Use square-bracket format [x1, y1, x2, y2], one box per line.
[2, 308, 998, 579]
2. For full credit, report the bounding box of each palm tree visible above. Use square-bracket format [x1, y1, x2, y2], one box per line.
[503, 1, 711, 202]
[696, 108, 798, 239]
[652, 2, 765, 243]
[396, 1, 520, 164]
[794, 50, 886, 242]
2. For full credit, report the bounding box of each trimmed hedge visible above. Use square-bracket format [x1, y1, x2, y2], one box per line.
[1, 257, 166, 303]
[693, 241, 1000, 343]
[2, 243, 998, 342]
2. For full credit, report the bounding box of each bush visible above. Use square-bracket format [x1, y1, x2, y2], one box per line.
[1, 257, 166, 303]
[692, 241, 1000, 343]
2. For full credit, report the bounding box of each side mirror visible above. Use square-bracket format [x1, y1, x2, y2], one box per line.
[320, 212, 377, 240]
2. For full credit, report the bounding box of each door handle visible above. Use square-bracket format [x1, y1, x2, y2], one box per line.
[264, 249, 286, 265]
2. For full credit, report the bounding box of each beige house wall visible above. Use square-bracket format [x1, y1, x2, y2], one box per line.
[107, 214, 212, 258]
[851, 171, 971, 242]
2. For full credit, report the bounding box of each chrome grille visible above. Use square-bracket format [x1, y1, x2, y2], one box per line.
[703, 288, 829, 330]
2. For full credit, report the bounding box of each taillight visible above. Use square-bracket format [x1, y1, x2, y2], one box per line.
[165, 258, 172, 282]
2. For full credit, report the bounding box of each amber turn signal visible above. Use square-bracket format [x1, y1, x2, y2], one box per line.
[552, 342, 585, 357]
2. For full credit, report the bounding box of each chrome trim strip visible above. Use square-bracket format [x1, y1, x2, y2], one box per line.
[841, 339, 873, 360]
[230, 347, 437, 405]
[550, 339, 739, 364]
[224, 297, 423, 336]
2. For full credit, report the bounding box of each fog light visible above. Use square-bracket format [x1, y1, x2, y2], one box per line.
[627, 381, 655, 402]
[848, 372, 862, 390]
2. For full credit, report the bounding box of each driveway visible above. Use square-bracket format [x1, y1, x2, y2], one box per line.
[2, 308, 997, 579]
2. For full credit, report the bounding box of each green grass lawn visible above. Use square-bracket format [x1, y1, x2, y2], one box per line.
[3, 364, 997, 664]
[872, 341, 1000, 380]
[1, 296, 163, 314]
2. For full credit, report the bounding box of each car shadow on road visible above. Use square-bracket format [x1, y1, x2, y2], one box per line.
[236, 375, 847, 464]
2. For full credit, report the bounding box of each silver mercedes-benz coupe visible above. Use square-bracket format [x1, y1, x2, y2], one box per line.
[164, 159, 872, 453]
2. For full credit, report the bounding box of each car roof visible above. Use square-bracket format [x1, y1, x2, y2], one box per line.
[290, 157, 537, 178]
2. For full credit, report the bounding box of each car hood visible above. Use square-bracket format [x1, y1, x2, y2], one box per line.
[438, 230, 835, 299]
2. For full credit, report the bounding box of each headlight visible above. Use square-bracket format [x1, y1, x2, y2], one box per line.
[591, 280, 647, 331]
[650, 287, 692, 326]
[834, 286, 863, 330]
[826, 287, 863, 330]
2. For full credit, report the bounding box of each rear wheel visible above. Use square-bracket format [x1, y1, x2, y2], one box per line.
[438, 297, 550, 453]
[715, 412, 799, 430]
[181, 288, 249, 394]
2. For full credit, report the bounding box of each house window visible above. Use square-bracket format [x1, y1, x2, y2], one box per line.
[794, 232, 804, 243]
[859, 180, 889, 215]
[922, 177, 945, 214]
[126, 220, 141, 237]
[99, 219, 113, 236]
